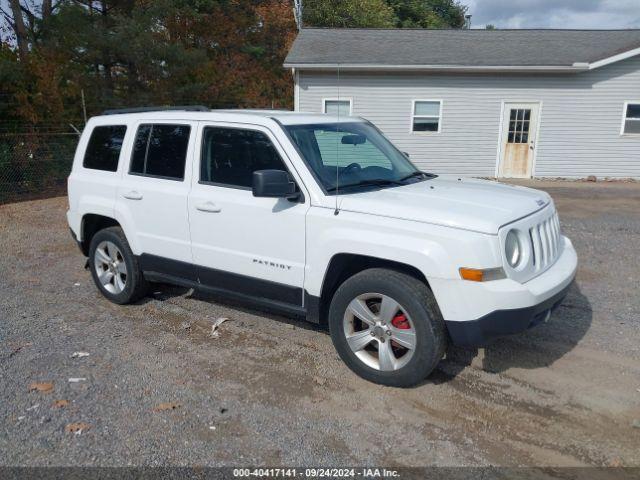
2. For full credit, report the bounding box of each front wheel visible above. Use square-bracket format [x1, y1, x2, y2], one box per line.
[328, 269, 447, 387]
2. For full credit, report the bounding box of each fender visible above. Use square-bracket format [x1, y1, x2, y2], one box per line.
[304, 206, 502, 298]
[76, 197, 116, 241]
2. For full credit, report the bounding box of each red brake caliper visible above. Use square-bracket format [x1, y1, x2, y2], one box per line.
[390, 313, 410, 350]
[391, 313, 410, 330]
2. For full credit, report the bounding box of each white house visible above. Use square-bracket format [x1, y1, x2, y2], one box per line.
[284, 28, 640, 179]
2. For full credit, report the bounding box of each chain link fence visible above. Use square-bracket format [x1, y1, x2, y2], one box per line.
[0, 101, 291, 204]
[0, 132, 80, 204]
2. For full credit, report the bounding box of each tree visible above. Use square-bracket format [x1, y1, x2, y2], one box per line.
[302, 0, 395, 28]
[6, 0, 30, 59]
[386, 0, 467, 29]
[1, 0, 61, 58]
[485, 24, 496, 30]
[302, 0, 467, 29]
[1, 0, 471, 133]
[1, 0, 299, 125]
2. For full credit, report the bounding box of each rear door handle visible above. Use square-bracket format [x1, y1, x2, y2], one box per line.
[123, 191, 143, 200]
[196, 201, 221, 213]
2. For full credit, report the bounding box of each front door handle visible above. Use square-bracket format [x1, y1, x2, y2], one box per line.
[196, 201, 221, 213]
[123, 191, 143, 200]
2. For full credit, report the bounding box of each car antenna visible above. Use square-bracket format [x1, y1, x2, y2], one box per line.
[334, 63, 341, 216]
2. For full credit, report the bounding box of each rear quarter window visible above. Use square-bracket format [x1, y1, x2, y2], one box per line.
[83, 125, 127, 172]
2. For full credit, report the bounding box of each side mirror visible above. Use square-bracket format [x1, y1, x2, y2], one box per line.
[252, 170, 298, 199]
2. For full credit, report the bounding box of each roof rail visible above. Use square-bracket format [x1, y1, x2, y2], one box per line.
[101, 105, 210, 115]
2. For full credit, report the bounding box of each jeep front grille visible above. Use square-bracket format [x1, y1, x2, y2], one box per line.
[529, 211, 561, 271]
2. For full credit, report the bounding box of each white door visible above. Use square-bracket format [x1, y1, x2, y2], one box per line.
[188, 122, 308, 307]
[116, 121, 196, 266]
[498, 103, 540, 178]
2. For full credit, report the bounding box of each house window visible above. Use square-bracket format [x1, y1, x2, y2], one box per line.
[324, 99, 351, 116]
[412, 101, 442, 133]
[508, 108, 532, 143]
[622, 103, 640, 135]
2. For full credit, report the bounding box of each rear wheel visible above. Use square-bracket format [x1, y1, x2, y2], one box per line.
[88, 227, 148, 304]
[328, 268, 447, 387]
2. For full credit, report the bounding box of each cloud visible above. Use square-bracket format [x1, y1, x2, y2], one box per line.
[466, 0, 640, 29]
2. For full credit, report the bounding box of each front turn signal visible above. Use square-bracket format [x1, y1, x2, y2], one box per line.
[459, 267, 506, 282]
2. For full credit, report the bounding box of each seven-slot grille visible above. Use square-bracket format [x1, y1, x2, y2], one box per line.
[529, 211, 561, 271]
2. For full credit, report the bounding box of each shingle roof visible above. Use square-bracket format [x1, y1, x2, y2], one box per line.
[284, 28, 640, 71]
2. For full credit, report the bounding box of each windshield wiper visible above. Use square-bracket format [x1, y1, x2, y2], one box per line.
[327, 178, 402, 192]
[399, 171, 436, 182]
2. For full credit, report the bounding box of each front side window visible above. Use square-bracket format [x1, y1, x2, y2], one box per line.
[286, 122, 430, 193]
[83, 125, 127, 172]
[130, 124, 191, 180]
[412, 101, 442, 133]
[200, 127, 287, 188]
[324, 99, 351, 116]
[622, 103, 640, 135]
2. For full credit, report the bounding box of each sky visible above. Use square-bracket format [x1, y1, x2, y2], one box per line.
[466, 0, 640, 29]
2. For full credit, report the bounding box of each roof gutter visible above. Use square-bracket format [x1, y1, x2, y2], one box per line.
[586, 46, 640, 70]
[283, 63, 590, 73]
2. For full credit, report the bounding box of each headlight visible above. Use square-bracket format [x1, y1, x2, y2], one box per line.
[505, 230, 522, 268]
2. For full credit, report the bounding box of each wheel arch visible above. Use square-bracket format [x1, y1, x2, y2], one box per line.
[313, 253, 431, 325]
[80, 214, 121, 256]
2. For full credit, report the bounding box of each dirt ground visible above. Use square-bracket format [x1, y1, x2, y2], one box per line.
[1, 180, 639, 469]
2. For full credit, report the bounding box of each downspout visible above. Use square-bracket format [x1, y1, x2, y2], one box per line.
[292, 68, 300, 112]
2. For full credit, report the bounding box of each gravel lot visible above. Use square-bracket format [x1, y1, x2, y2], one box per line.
[1, 180, 639, 468]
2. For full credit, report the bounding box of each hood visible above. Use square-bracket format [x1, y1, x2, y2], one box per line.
[335, 177, 551, 234]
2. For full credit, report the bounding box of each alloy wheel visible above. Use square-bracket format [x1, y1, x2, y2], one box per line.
[94, 241, 127, 294]
[342, 293, 417, 371]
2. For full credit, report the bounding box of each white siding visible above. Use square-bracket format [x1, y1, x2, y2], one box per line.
[297, 56, 640, 178]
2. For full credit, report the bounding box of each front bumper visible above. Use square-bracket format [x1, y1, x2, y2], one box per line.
[445, 280, 571, 347]
[432, 236, 577, 347]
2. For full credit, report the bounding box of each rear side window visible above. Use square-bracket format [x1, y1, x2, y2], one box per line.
[83, 125, 127, 172]
[200, 127, 287, 188]
[130, 124, 191, 180]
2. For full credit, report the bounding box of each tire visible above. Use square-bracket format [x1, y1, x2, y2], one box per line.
[88, 226, 148, 304]
[328, 268, 447, 387]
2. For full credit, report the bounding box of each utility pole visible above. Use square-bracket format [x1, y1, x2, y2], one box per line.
[81, 89, 88, 124]
[293, 0, 303, 30]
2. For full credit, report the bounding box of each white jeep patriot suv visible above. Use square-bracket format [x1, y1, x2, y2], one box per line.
[67, 106, 578, 387]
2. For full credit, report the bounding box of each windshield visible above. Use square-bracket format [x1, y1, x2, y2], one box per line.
[285, 122, 431, 193]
